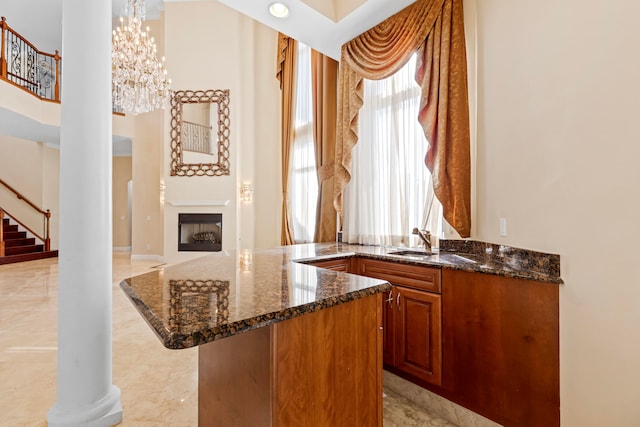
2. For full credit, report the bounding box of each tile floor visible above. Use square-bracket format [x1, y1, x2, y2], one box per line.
[0, 253, 459, 426]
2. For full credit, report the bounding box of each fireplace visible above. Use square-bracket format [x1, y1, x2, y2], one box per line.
[178, 213, 222, 252]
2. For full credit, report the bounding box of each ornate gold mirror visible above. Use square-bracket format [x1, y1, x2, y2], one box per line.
[170, 89, 231, 176]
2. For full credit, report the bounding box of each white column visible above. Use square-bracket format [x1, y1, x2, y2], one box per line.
[47, 0, 121, 426]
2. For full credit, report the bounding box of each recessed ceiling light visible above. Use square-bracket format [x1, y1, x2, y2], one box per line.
[269, 2, 289, 18]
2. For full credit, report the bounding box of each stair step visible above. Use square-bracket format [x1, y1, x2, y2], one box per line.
[2, 218, 9, 226]
[3, 231, 27, 239]
[4, 237, 36, 247]
[0, 250, 58, 266]
[5, 244, 44, 256]
[3, 224, 18, 233]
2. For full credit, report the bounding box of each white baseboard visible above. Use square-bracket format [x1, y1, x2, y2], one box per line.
[113, 246, 131, 252]
[130, 254, 164, 262]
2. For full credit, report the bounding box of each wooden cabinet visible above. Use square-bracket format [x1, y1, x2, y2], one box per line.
[356, 258, 442, 387]
[199, 294, 383, 426]
[441, 269, 559, 427]
[305, 257, 353, 272]
[307, 254, 559, 427]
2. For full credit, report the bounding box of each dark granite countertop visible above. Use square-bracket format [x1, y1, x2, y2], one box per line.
[120, 244, 391, 349]
[120, 241, 561, 350]
[302, 240, 562, 285]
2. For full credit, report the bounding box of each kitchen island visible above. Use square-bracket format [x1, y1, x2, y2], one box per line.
[121, 241, 561, 426]
[120, 244, 391, 426]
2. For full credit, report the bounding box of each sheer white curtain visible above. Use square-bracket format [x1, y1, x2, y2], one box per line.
[288, 42, 318, 243]
[343, 55, 443, 247]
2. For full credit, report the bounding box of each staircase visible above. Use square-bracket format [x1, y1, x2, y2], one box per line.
[1, 178, 59, 266]
[0, 217, 58, 266]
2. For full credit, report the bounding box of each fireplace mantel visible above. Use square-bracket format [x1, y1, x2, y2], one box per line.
[167, 200, 231, 207]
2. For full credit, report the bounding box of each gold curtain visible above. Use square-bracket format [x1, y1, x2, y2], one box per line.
[276, 33, 296, 245]
[311, 50, 338, 242]
[334, 0, 471, 237]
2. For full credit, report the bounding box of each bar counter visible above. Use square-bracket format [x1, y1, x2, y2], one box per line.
[120, 244, 390, 349]
[120, 244, 391, 426]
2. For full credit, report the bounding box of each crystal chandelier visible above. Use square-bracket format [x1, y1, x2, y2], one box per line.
[112, 0, 171, 115]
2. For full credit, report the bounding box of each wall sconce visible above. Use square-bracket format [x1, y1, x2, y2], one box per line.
[240, 250, 252, 271]
[240, 183, 253, 202]
[159, 182, 166, 204]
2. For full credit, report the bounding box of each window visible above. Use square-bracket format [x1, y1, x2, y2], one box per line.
[288, 42, 318, 243]
[342, 55, 443, 246]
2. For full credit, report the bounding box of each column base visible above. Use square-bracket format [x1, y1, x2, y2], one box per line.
[47, 385, 123, 427]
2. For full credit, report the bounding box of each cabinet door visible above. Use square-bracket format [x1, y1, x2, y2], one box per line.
[395, 286, 442, 387]
[382, 287, 396, 365]
[441, 269, 559, 426]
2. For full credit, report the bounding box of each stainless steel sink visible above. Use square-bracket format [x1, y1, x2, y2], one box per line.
[387, 250, 481, 265]
[388, 249, 433, 257]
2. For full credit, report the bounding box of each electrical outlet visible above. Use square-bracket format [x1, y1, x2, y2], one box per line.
[499, 218, 507, 237]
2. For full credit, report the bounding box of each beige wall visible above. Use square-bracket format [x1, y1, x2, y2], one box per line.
[300, 0, 366, 22]
[41, 144, 60, 249]
[131, 107, 164, 258]
[161, 1, 281, 263]
[128, 16, 165, 260]
[247, 21, 282, 249]
[0, 136, 61, 249]
[0, 136, 47, 242]
[0, 136, 44, 204]
[0, 81, 60, 128]
[112, 156, 132, 248]
[470, 0, 640, 425]
[0, 135, 131, 251]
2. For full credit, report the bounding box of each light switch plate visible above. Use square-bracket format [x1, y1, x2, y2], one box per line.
[499, 218, 507, 237]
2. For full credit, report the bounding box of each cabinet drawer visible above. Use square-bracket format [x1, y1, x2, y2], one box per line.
[307, 257, 352, 272]
[357, 258, 441, 293]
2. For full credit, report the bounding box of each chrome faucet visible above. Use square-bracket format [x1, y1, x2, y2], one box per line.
[412, 227, 431, 251]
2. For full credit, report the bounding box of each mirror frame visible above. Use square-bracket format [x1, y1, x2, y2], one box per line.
[170, 89, 231, 176]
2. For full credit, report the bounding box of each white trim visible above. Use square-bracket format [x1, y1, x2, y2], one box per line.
[130, 254, 164, 262]
[166, 200, 231, 207]
[47, 385, 122, 427]
[112, 246, 131, 252]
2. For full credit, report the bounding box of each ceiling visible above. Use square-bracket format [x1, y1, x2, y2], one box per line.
[0, 0, 415, 152]
[0, 0, 165, 54]
[0, 0, 415, 59]
[216, 0, 416, 59]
